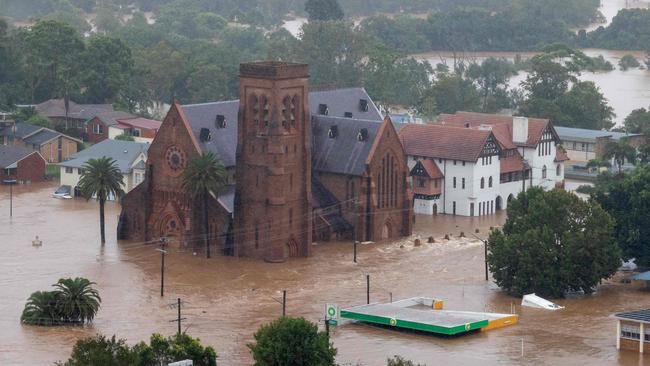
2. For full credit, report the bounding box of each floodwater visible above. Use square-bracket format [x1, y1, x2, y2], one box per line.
[1, 183, 649, 365]
[414, 48, 650, 126]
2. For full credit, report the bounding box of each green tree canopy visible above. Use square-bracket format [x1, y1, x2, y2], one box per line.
[591, 166, 650, 267]
[419, 73, 480, 115]
[623, 107, 650, 134]
[603, 138, 636, 174]
[248, 317, 336, 366]
[305, 0, 344, 21]
[81, 35, 134, 104]
[58, 333, 217, 366]
[487, 187, 620, 298]
[618, 54, 640, 71]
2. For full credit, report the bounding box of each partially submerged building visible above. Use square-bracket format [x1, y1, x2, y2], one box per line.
[0, 122, 81, 163]
[613, 309, 650, 353]
[118, 61, 413, 261]
[0, 145, 46, 183]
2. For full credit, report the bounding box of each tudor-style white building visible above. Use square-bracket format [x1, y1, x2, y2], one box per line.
[398, 112, 568, 217]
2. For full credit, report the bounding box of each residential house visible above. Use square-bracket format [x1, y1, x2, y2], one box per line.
[555, 126, 645, 163]
[108, 117, 162, 143]
[118, 62, 413, 262]
[0, 145, 46, 183]
[85, 111, 136, 144]
[0, 122, 81, 163]
[59, 139, 149, 199]
[33, 99, 114, 132]
[398, 112, 568, 217]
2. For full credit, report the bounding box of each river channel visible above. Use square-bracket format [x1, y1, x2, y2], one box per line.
[1, 183, 648, 365]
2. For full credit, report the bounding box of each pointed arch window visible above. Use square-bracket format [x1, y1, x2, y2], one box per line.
[480, 177, 485, 189]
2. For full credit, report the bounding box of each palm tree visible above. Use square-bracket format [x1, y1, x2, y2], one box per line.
[78, 157, 124, 244]
[586, 158, 611, 173]
[21, 291, 60, 325]
[53, 277, 101, 324]
[603, 138, 637, 174]
[181, 152, 227, 258]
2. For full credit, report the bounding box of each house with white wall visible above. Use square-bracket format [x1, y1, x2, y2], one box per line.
[59, 139, 149, 200]
[398, 112, 568, 216]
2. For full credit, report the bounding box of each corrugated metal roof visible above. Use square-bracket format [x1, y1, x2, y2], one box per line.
[632, 271, 650, 281]
[555, 126, 639, 141]
[614, 309, 650, 323]
[61, 139, 149, 173]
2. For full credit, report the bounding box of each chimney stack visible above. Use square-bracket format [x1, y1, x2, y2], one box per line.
[513, 116, 529, 144]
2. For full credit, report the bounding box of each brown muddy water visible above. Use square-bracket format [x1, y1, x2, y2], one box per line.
[0, 183, 648, 365]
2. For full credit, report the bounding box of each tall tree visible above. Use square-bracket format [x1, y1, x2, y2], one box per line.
[22, 20, 84, 118]
[623, 107, 650, 134]
[78, 157, 125, 244]
[81, 35, 134, 104]
[592, 166, 650, 267]
[466, 57, 516, 112]
[558, 81, 614, 130]
[181, 152, 227, 258]
[305, 0, 344, 21]
[488, 187, 620, 298]
[420, 73, 480, 115]
[603, 138, 637, 174]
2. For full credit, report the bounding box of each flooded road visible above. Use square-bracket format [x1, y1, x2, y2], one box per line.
[1, 183, 649, 365]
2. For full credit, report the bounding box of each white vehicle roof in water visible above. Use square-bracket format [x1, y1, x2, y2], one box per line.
[521, 293, 564, 310]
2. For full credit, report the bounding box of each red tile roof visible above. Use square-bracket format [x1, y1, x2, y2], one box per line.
[554, 148, 569, 162]
[438, 112, 550, 147]
[116, 117, 162, 130]
[399, 123, 492, 162]
[500, 150, 525, 173]
[419, 159, 444, 179]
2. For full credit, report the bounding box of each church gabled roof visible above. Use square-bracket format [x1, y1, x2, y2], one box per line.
[179, 88, 383, 171]
[312, 115, 383, 176]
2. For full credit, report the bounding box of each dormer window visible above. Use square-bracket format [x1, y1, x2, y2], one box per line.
[319, 104, 329, 115]
[359, 99, 369, 112]
[344, 112, 353, 118]
[328, 125, 338, 138]
[357, 128, 368, 142]
[199, 128, 211, 142]
[215, 114, 226, 128]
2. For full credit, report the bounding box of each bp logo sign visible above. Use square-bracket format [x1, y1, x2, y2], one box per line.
[389, 318, 397, 326]
[465, 323, 471, 331]
[326, 304, 338, 319]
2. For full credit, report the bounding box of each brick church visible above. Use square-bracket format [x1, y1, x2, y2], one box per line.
[118, 62, 412, 262]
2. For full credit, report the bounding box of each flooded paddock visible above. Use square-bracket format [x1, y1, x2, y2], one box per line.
[0, 183, 648, 365]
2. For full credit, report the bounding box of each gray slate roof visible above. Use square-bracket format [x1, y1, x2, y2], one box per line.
[555, 126, 640, 142]
[0, 145, 39, 168]
[183, 101, 239, 168]
[0, 122, 42, 138]
[35, 99, 114, 120]
[91, 111, 136, 126]
[312, 116, 382, 176]
[181, 88, 383, 172]
[61, 139, 149, 173]
[217, 185, 235, 213]
[24, 129, 60, 146]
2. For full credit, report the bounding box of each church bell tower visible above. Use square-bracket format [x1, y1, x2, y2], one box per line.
[234, 62, 312, 262]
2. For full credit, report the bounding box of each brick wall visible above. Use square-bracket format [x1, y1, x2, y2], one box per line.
[13, 152, 46, 182]
[86, 117, 109, 144]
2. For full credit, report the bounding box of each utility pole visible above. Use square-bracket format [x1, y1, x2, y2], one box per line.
[471, 233, 489, 281]
[4, 179, 16, 217]
[366, 274, 370, 304]
[169, 298, 187, 336]
[282, 290, 286, 317]
[324, 318, 330, 338]
[156, 237, 168, 297]
[353, 198, 359, 263]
